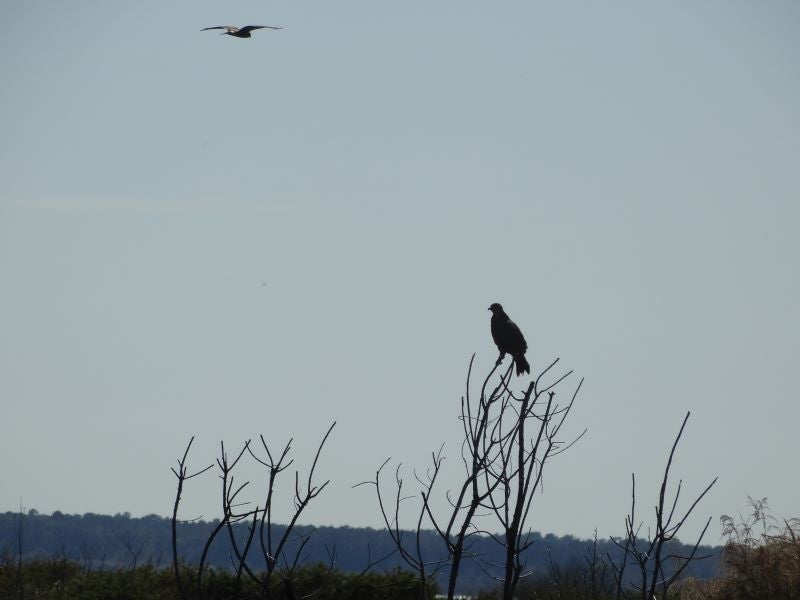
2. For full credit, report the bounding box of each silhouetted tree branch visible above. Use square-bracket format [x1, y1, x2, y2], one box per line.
[355, 455, 446, 600]
[609, 411, 717, 600]
[170, 424, 336, 600]
[363, 353, 584, 600]
[477, 358, 584, 600]
[170, 436, 213, 600]
[247, 422, 335, 599]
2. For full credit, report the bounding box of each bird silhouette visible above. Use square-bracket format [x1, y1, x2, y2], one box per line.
[488, 303, 531, 376]
[201, 25, 283, 38]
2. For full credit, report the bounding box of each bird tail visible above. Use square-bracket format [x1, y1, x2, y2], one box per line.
[514, 354, 530, 376]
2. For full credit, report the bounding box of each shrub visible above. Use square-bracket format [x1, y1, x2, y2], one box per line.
[677, 497, 800, 600]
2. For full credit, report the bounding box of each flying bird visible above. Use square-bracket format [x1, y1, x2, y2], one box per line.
[488, 303, 530, 376]
[201, 25, 283, 38]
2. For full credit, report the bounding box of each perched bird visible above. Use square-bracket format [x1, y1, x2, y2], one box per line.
[488, 303, 530, 376]
[201, 25, 283, 38]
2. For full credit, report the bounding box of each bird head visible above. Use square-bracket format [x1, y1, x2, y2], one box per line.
[488, 303, 503, 314]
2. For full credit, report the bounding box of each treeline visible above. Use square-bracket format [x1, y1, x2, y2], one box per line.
[0, 510, 722, 594]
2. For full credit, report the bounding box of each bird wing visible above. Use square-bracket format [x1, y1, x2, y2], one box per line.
[506, 319, 528, 352]
[493, 317, 527, 354]
[201, 25, 239, 32]
[239, 25, 283, 33]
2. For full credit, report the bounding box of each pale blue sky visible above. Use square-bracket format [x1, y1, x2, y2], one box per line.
[1, 1, 798, 544]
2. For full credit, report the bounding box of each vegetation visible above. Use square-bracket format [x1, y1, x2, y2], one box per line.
[677, 497, 800, 600]
[0, 555, 435, 600]
[0, 510, 722, 595]
[3, 501, 797, 598]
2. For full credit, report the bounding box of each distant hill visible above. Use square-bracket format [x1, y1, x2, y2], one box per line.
[0, 510, 722, 594]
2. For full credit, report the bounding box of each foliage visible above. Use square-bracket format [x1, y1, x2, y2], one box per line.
[0, 554, 437, 600]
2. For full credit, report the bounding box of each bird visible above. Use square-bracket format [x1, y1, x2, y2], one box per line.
[488, 303, 530, 376]
[201, 25, 283, 38]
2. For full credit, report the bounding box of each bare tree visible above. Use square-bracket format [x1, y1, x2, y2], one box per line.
[355, 454, 447, 600]
[609, 411, 717, 600]
[473, 357, 584, 600]
[427, 358, 513, 599]
[195, 439, 255, 599]
[363, 354, 584, 600]
[245, 422, 335, 599]
[120, 531, 145, 570]
[170, 435, 213, 600]
[170, 423, 336, 600]
[548, 530, 615, 600]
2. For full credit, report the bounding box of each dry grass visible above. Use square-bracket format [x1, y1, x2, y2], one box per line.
[677, 497, 800, 600]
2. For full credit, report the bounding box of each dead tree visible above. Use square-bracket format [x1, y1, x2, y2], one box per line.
[478, 358, 584, 600]
[120, 531, 145, 570]
[170, 436, 213, 600]
[245, 422, 335, 599]
[360, 358, 514, 599]
[355, 454, 447, 600]
[609, 411, 717, 600]
[363, 354, 584, 600]
[170, 423, 336, 600]
[548, 530, 615, 600]
[427, 358, 513, 599]
[198, 439, 256, 599]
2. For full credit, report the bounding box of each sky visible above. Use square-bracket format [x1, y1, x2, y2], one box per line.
[1, 1, 799, 547]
